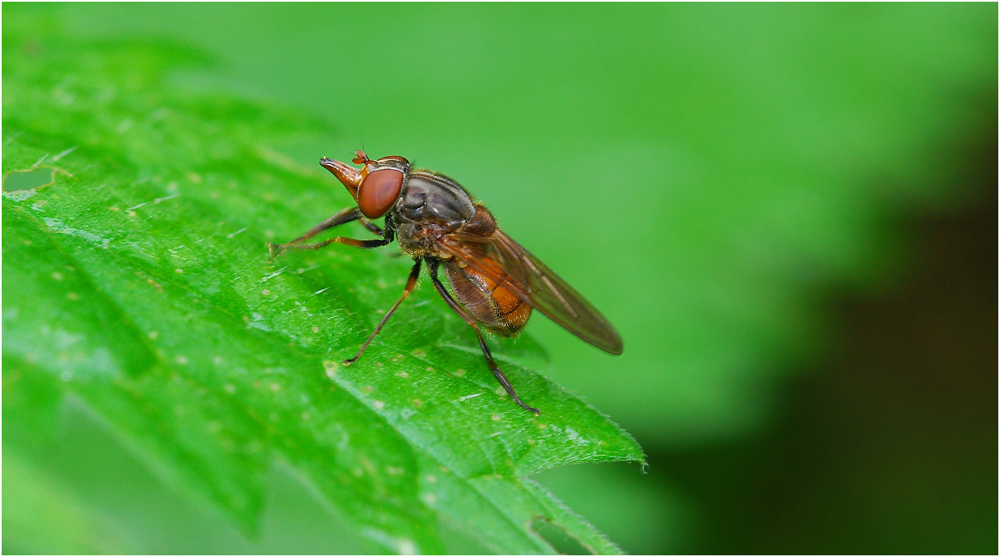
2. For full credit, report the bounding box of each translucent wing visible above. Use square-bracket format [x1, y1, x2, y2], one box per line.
[440, 230, 624, 355]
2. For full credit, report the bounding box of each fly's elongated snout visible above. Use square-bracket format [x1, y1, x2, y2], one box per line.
[269, 150, 623, 413]
[320, 157, 363, 200]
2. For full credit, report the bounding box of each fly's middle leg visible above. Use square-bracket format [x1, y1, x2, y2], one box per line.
[428, 260, 539, 413]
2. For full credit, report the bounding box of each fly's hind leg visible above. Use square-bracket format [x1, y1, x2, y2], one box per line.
[268, 206, 390, 257]
[427, 260, 539, 414]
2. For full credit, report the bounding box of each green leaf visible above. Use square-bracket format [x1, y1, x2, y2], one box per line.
[3, 9, 642, 554]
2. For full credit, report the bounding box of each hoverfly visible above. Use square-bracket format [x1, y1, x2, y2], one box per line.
[269, 151, 623, 413]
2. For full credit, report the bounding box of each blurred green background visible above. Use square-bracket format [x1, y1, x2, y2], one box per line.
[4, 3, 996, 554]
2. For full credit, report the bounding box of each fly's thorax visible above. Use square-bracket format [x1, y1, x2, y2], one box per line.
[396, 170, 476, 226]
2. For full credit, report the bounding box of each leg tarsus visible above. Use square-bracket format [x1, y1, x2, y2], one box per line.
[270, 238, 338, 256]
[267, 242, 287, 259]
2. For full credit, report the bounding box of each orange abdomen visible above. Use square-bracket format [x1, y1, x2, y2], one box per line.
[445, 258, 531, 336]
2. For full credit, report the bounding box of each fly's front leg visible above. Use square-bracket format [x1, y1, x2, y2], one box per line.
[268, 206, 390, 258]
[358, 218, 384, 237]
[427, 260, 539, 414]
[345, 259, 423, 365]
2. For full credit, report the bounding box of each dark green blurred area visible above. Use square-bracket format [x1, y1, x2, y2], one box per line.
[4, 3, 996, 554]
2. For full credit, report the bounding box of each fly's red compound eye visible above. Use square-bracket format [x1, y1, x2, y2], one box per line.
[358, 168, 404, 218]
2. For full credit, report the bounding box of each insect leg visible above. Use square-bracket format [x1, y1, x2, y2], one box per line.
[328, 237, 391, 249]
[270, 208, 394, 256]
[344, 259, 423, 365]
[268, 206, 371, 257]
[358, 218, 384, 236]
[427, 260, 539, 414]
[272, 237, 391, 254]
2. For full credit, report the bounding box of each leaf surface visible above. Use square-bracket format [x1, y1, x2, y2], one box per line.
[3, 12, 642, 554]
